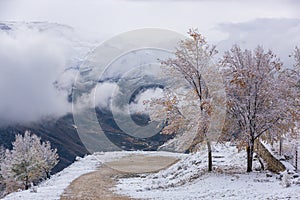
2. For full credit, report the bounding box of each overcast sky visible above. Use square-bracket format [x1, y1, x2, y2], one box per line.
[0, 0, 300, 124]
[1, 0, 299, 54]
[0, 0, 299, 41]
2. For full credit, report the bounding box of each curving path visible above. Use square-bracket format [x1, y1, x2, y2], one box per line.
[60, 155, 179, 200]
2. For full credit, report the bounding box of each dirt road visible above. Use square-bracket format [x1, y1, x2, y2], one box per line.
[60, 155, 179, 200]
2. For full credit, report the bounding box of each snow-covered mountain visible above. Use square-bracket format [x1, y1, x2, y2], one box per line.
[0, 21, 95, 172]
[0, 21, 174, 175]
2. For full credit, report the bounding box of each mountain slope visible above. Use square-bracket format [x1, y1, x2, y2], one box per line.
[0, 114, 89, 173]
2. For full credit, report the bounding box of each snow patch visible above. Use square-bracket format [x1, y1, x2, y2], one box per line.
[114, 144, 300, 200]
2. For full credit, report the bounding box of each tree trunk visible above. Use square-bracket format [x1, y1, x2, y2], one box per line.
[279, 138, 283, 156]
[46, 171, 51, 179]
[25, 176, 29, 190]
[207, 140, 212, 172]
[247, 141, 254, 172]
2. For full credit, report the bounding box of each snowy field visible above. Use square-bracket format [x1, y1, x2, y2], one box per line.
[114, 143, 300, 200]
[3, 144, 300, 200]
[1, 151, 184, 200]
[116, 172, 300, 200]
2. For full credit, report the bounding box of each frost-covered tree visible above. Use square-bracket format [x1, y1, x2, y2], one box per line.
[295, 47, 300, 68]
[1, 132, 41, 191]
[152, 29, 218, 171]
[0, 131, 59, 192]
[0, 146, 5, 166]
[294, 47, 300, 87]
[220, 45, 299, 172]
[0, 146, 5, 180]
[147, 87, 201, 152]
[36, 141, 59, 179]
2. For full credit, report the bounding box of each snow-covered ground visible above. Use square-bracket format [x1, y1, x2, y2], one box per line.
[116, 172, 300, 200]
[3, 144, 300, 200]
[1, 151, 126, 200]
[1, 151, 184, 200]
[115, 143, 300, 200]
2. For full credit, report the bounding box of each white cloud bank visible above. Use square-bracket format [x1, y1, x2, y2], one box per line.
[0, 1, 299, 125]
[94, 82, 119, 109]
[129, 87, 164, 114]
[0, 23, 87, 125]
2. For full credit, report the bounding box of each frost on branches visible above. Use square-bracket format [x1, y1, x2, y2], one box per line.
[0, 131, 59, 193]
[220, 45, 300, 172]
[295, 47, 300, 68]
[147, 29, 225, 172]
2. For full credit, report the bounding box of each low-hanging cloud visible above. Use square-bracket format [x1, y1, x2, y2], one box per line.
[79, 82, 164, 114]
[94, 82, 119, 109]
[129, 87, 164, 114]
[76, 82, 163, 113]
[74, 82, 119, 111]
[0, 23, 88, 125]
[1, 17, 300, 126]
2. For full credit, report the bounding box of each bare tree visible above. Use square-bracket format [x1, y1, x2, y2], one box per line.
[220, 45, 299, 172]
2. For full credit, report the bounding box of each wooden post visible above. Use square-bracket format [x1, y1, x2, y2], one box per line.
[296, 146, 298, 171]
[279, 138, 283, 156]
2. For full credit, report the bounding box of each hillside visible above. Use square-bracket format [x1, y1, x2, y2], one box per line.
[0, 21, 174, 174]
[0, 109, 173, 174]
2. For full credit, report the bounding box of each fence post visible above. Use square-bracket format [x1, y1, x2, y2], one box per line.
[279, 138, 283, 156]
[296, 145, 298, 171]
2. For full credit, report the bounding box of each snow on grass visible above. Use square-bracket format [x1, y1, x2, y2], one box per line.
[1, 151, 184, 200]
[116, 143, 254, 191]
[4, 146, 300, 200]
[116, 172, 300, 200]
[1, 151, 130, 200]
[114, 143, 300, 200]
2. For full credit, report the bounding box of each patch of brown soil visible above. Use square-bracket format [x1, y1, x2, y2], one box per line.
[60, 155, 179, 200]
